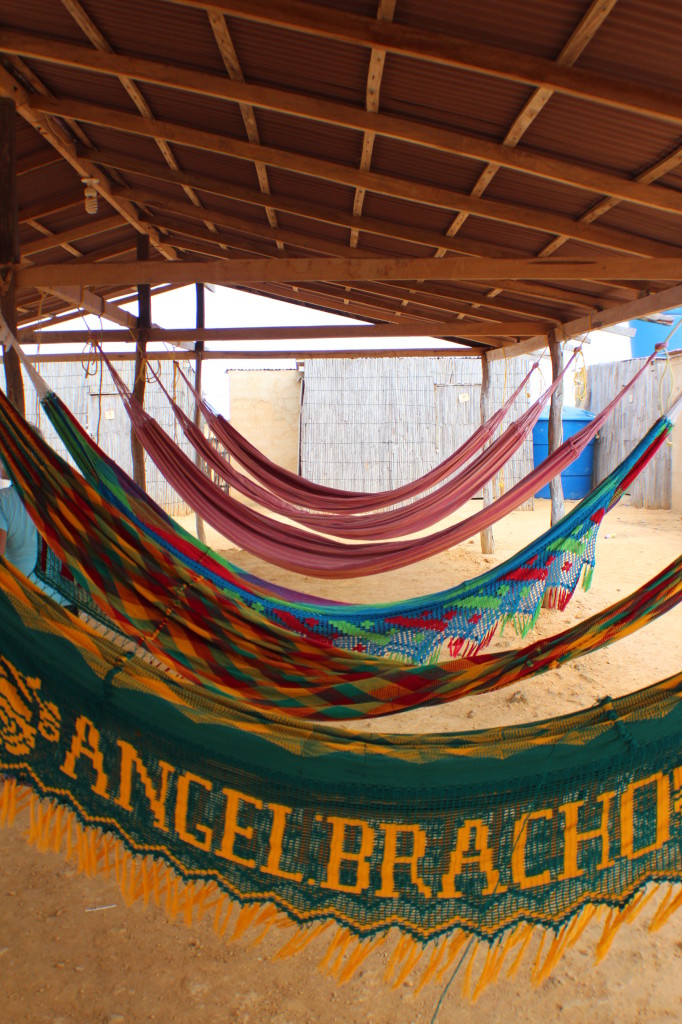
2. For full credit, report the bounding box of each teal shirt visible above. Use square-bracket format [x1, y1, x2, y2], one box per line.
[0, 484, 38, 577]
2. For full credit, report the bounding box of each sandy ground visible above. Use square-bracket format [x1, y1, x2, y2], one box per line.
[1, 498, 681, 1024]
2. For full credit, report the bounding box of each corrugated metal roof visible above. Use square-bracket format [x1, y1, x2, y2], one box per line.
[4, 0, 682, 349]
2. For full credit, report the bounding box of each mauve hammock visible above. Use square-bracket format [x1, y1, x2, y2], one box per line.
[105, 348, 661, 578]
[176, 360, 541, 513]
[145, 353, 573, 540]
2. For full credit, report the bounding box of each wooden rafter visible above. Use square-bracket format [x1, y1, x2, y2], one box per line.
[488, 282, 682, 359]
[350, 0, 396, 248]
[207, 9, 283, 249]
[40, 285, 139, 329]
[435, 0, 621, 327]
[59, 0, 220, 245]
[165, 0, 682, 127]
[0, 63, 175, 263]
[4, 29, 682, 219]
[24, 95, 682, 260]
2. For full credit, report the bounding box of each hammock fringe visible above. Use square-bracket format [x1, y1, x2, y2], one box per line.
[2, 779, 679, 1001]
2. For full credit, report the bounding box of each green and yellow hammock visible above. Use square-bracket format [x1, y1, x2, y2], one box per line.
[0, 386, 677, 719]
[1, 561, 681, 998]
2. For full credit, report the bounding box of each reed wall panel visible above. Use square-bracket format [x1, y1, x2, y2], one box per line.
[301, 356, 535, 506]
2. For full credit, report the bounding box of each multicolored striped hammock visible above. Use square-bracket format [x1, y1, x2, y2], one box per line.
[34, 382, 678, 663]
[101, 349, 658, 578]
[1, 560, 681, 997]
[146, 354, 570, 539]
[0, 387, 677, 721]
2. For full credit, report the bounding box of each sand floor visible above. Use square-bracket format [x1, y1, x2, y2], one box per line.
[1, 498, 681, 1024]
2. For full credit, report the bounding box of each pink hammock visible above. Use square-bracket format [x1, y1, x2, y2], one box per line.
[177, 360, 540, 513]
[105, 349, 660, 578]
[152, 356, 573, 540]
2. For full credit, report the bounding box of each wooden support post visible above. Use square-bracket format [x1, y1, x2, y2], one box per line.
[194, 282, 207, 544]
[132, 232, 150, 489]
[0, 97, 25, 416]
[479, 352, 495, 554]
[547, 337, 565, 525]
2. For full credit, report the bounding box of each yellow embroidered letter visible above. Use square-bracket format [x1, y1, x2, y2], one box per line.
[115, 740, 174, 832]
[60, 715, 109, 797]
[511, 808, 553, 889]
[174, 771, 213, 852]
[320, 816, 374, 894]
[559, 791, 615, 880]
[438, 819, 504, 898]
[620, 772, 670, 860]
[375, 823, 432, 898]
[260, 802, 303, 881]
[217, 787, 263, 868]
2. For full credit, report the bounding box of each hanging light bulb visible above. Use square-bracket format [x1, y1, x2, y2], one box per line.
[81, 177, 99, 214]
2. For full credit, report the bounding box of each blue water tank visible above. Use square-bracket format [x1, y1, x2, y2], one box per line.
[532, 406, 596, 500]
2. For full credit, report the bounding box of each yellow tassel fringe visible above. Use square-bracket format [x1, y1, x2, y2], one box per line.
[2, 780, 681, 1000]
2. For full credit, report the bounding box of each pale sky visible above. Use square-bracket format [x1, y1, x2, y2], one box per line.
[27, 283, 642, 413]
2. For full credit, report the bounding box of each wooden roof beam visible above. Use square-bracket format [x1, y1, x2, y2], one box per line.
[20, 318, 542, 344]
[168, 0, 682, 127]
[21, 213, 124, 257]
[5, 29, 682, 218]
[436, 0, 620, 275]
[59, 0, 222, 246]
[350, 0, 396, 247]
[488, 282, 682, 360]
[17, 254, 682, 289]
[0, 64, 176, 263]
[39, 285, 139, 329]
[25, 345, 481, 363]
[207, 9, 283, 247]
[26, 95, 682, 259]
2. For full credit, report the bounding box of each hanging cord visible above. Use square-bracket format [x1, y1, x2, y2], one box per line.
[145, 358, 161, 385]
[574, 348, 588, 407]
[173, 360, 181, 444]
[659, 347, 675, 417]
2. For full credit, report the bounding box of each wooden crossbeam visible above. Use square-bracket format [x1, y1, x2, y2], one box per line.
[0, 64, 175, 262]
[487, 282, 682, 360]
[15, 255, 682, 289]
[5, 27, 682, 218]
[40, 286, 139, 330]
[24, 96, 682, 259]
[24, 346, 481, 362]
[167, 0, 682, 127]
[19, 318, 548, 345]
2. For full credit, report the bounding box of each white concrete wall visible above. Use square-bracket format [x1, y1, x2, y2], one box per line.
[227, 369, 302, 476]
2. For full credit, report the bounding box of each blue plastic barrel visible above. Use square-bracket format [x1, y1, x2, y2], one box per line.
[532, 406, 596, 499]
